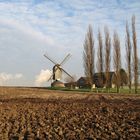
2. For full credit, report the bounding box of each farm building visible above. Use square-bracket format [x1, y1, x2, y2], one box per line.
[77, 77, 91, 88]
[77, 72, 117, 88]
[64, 82, 77, 88]
[65, 69, 128, 89]
[102, 72, 117, 88]
[93, 72, 106, 88]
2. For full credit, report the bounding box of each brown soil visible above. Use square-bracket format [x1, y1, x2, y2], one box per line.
[0, 87, 140, 139]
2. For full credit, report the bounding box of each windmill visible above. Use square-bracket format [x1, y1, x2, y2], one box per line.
[44, 53, 73, 87]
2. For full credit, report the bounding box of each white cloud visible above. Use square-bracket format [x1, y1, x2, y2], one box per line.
[35, 69, 52, 86]
[0, 72, 23, 85]
[0, 73, 12, 82]
[0, 18, 54, 46]
[15, 73, 23, 79]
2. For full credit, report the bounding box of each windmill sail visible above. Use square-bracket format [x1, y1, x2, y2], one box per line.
[44, 54, 57, 65]
[61, 68, 73, 79]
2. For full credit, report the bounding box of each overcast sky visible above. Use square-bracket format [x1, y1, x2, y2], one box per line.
[0, 0, 140, 86]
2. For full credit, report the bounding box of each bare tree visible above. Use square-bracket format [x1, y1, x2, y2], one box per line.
[104, 26, 111, 88]
[125, 21, 132, 93]
[113, 31, 121, 93]
[97, 28, 104, 87]
[83, 25, 95, 87]
[132, 15, 138, 93]
[138, 58, 140, 83]
[65, 75, 76, 83]
[119, 68, 128, 87]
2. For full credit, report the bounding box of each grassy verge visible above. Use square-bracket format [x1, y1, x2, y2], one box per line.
[46, 86, 140, 94]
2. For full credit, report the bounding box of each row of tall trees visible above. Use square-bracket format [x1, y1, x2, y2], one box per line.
[83, 15, 138, 93]
[83, 25, 95, 87]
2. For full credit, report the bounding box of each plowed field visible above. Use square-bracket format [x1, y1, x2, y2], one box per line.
[0, 87, 140, 140]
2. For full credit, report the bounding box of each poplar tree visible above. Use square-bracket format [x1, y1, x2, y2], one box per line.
[132, 15, 138, 93]
[83, 25, 95, 87]
[113, 31, 121, 93]
[104, 26, 111, 88]
[125, 21, 132, 93]
[97, 28, 104, 86]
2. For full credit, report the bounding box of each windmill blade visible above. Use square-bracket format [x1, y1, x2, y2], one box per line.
[44, 54, 57, 65]
[61, 68, 73, 79]
[47, 73, 53, 81]
[60, 53, 71, 66]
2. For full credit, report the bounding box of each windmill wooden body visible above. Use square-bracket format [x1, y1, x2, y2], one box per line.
[44, 53, 73, 87]
[53, 64, 62, 80]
